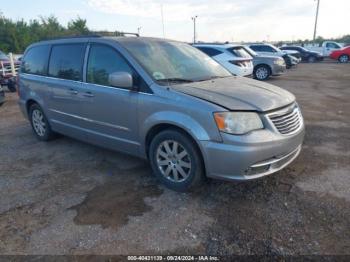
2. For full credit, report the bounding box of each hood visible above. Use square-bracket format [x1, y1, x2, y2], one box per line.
[171, 76, 295, 112]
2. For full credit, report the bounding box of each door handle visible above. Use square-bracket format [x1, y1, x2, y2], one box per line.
[83, 92, 94, 98]
[68, 89, 78, 95]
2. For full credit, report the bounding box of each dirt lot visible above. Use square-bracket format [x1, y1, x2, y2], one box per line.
[0, 62, 349, 256]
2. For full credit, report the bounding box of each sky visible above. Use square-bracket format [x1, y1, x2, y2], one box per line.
[1, 0, 348, 42]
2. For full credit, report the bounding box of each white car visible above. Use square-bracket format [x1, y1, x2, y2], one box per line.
[305, 41, 343, 57]
[193, 43, 254, 77]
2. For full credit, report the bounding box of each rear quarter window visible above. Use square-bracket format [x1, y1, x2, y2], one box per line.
[21, 45, 50, 75]
[227, 47, 251, 58]
[48, 44, 86, 81]
[196, 47, 223, 57]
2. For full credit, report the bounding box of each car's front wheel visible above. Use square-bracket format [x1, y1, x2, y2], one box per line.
[339, 55, 349, 63]
[254, 65, 271, 81]
[149, 129, 205, 192]
[308, 56, 316, 63]
[29, 104, 56, 141]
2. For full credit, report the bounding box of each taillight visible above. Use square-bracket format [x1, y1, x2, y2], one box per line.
[229, 60, 242, 66]
[229, 60, 251, 67]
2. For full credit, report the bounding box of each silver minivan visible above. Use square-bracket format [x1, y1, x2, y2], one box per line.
[18, 36, 305, 191]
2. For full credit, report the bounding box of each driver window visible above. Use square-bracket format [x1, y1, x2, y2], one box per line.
[87, 44, 133, 87]
[326, 43, 338, 49]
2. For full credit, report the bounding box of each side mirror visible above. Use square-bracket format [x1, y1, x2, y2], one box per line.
[109, 72, 133, 89]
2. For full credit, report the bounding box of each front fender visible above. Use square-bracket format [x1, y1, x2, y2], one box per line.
[140, 111, 215, 156]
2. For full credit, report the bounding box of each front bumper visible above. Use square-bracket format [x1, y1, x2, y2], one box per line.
[271, 64, 286, 76]
[199, 124, 305, 181]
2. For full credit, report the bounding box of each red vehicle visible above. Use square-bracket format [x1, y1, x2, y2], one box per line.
[0, 50, 21, 92]
[330, 46, 350, 63]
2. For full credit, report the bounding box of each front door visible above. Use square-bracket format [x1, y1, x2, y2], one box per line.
[78, 43, 140, 155]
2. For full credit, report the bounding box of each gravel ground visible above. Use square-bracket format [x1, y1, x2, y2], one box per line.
[0, 62, 349, 256]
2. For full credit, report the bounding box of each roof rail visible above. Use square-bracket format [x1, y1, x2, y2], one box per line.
[45, 35, 101, 41]
[193, 42, 230, 45]
[122, 32, 140, 37]
[45, 31, 140, 41]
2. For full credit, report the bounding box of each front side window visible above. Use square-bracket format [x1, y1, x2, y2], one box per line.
[21, 45, 50, 75]
[250, 45, 262, 52]
[326, 43, 340, 49]
[87, 44, 133, 87]
[120, 40, 231, 83]
[262, 45, 275, 52]
[48, 44, 85, 81]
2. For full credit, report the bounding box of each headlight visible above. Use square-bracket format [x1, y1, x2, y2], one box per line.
[214, 112, 264, 135]
[274, 58, 285, 66]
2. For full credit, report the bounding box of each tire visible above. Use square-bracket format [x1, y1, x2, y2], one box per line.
[29, 104, 56, 141]
[7, 79, 17, 92]
[149, 129, 205, 192]
[338, 55, 349, 63]
[308, 56, 316, 63]
[254, 65, 271, 81]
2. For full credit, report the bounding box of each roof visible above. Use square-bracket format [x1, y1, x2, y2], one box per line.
[193, 43, 243, 49]
[26, 36, 181, 50]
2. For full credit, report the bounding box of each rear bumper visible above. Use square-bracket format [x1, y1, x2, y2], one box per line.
[199, 126, 305, 181]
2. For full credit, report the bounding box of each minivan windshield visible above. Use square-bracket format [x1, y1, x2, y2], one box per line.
[121, 40, 231, 84]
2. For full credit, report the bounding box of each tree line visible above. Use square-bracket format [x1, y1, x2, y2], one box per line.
[0, 12, 349, 54]
[0, 13, 94, 53]
[0, 13, 126, 54]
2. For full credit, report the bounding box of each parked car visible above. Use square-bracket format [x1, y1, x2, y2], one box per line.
[248, 43, 300, 68]
[0, 85, 5, 106]
[279, 49, 302, 62]
[242, 46, 286, 80]
[330, 46, 350, 63]
[280, 46, 323, 63]
[305, 41, 343, 57]
[0, 50, 20, 92]
[19, 36, 305, 191]
[193, 43, 254, 77]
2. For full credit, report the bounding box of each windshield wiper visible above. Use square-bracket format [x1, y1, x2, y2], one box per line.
[157, 78, 194, 83]
[197, 76, 227, 82]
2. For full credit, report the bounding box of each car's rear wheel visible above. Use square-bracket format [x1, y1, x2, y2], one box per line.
[29, 104, 56, 141]
[149, 129, 205, 192]
[254, 65, 271, 81]
[339, 55, 349, 63]
[308, 56, 316, 63]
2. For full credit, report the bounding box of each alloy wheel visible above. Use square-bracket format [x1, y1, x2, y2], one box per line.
[32, 109, 46, 137]
[339, 55, 349, 63]
[256, 67, 269, 80]
[156, 140, 192, 183]
[308, 56, 316, 63]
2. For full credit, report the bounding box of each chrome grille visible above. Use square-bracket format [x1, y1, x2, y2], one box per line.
[268, 104, 303, 135]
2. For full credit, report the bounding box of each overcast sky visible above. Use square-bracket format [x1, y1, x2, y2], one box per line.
[2, 0, 348, 42]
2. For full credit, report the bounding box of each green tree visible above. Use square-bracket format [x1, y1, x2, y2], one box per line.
[67, 17, 89, 35]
